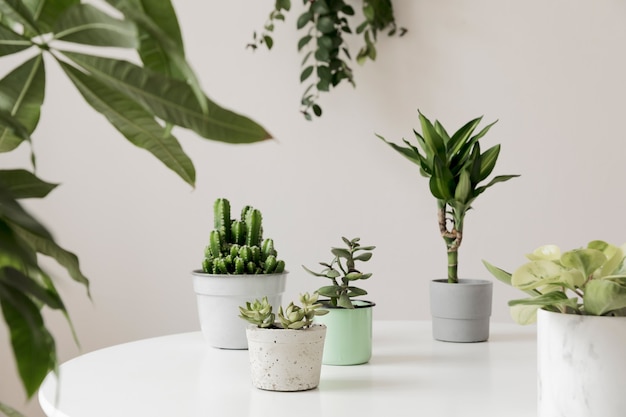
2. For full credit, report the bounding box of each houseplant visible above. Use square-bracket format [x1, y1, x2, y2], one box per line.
[0, 0, 272, 415]
[191, 197, 287, 349]
[303, 236, 375, 365]
[483, 240, 626, 417]
[377, 110, 519, 342]
[248, 0, 406, 120]
[239, 292, 328, 391]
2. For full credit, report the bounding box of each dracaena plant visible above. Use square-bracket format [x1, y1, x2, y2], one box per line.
[303, 237, 375, 308]
[239, 292, 328, 329]
[483, 240, 626, 325]
[378, 111, 519, 283]
[0, 0, 270, 415]
[248, 0, 406, 121]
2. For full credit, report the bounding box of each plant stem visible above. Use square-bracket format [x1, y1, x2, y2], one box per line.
[438, 201, 463, 283]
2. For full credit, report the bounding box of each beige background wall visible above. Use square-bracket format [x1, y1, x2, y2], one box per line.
[2, 0, 626, 415]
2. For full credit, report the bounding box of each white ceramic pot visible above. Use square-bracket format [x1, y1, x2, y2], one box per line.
[246, 324, 326, 391]
[537, 308, 626, 417]
[429, 279, 493, 342]
[191, 270, 287, 349]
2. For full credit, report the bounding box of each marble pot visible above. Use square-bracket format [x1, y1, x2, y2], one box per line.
[429, 279, 493, 342]
[191, 270, 287, 349]
[245, 324, 326, 391]
[313, 300, 375, 365]
[537, 308, 626, 417]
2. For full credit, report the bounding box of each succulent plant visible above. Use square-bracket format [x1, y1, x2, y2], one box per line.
[239, 293, 328, 329]
[202, 198, 285, 274]
[303, 237, 375, 308]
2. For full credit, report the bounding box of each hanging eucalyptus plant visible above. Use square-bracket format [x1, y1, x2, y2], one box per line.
[0, 0, 271, 415]
[249, 0, 406, 120]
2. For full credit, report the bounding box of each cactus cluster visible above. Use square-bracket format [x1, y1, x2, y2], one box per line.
[239, 293, 328, 330]
[202, 198, 285, 274]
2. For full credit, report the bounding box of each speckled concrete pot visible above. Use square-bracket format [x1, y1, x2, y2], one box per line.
[245, 324, 326, 391]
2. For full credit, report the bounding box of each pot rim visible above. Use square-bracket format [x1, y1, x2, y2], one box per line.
[191, 269, 289, 278]
[319, 299, 376, 309]
[431, 278, 492, 286]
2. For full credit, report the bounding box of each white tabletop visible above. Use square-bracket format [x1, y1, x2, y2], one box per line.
[39, 321, 537, 417]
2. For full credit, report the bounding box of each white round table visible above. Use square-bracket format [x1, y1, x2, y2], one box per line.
[39, 321, 537, 417]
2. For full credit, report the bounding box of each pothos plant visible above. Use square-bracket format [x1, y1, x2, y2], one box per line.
[302, 236, 375, 308]
[378, 111, 519, 283]
[0, 0, 270, 415]
[239, 292, 328, 329]
[249, 0, 406, 120]
[483, 240, 626, 325]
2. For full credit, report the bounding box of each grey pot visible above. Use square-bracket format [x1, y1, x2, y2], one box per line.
[429, 279, 493, 343]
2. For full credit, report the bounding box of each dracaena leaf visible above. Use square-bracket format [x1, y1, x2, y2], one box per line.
[53, 3, 138, 48]
[447, 116, 483, 158]
[474, 174, 519, 197]
[61, 52, 272, 143]
[430, 157, 454, 200]
[60, 61, 195, 186]
[454, 168, 472, 203]
[0, 54, 45, 152]
[477, 144, 501, 182]
[417, 111, 446, 162]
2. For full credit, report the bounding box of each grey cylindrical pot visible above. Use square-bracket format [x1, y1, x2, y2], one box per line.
[429, 279, 493, 343]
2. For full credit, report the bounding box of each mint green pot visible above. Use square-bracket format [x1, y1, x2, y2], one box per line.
[313, 300, 375, 365]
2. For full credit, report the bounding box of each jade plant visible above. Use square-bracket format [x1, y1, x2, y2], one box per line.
[483, 240, 626, 325]
[303, 237, 375, 308]
[202, 198, 285, 274]
[239, 292, 328, 329]
[378, 111, 519, 283]
[248, 0, 406, 120]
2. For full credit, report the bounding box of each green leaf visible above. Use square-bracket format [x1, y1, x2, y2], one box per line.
[276, 0, 291, 11]
[316, 16, 335, 34]
[296, 11, 312, 29]
[0, 267, 64, 310]
[0, 22, 31, 56]
[297, 35, 312, 51]
[61, 52, 272, 143]
[376, 134, 424, 168]
[0, 55, 45, 152]
[0, 109, 32, 152]
[0, 0, 39, 34]
[317, 285, 340, 298]
[511, 260, 567, 291]
[585, 279, 626, 315]
[353, 252, 372, 262]
[417, 112, 446, 161]
[429, 157, 454, 200]
[263, 35, 273, 49]
[476, 144, 500, 182]
[526, 244, 562, 261]
[27, 0, 79, 32]
[509, 304, 540, 325]
[11, 221, 90, 289]
[312, 104, 322, 117]
[53, 3, 138, 47]
[474, 174, 519, 197]
[447, 116, 483, 157]
[0, 187, 52, 241]
[560, 248, 606, 278]
[0, 278, 56, 398]
[337, 293, 353, 308]
[330, 248, 350, 259]
[454, 168, 472, 203]
[0, 169, 57, 199]
[60, 62, 195, 186]
[300, 65, 314, 82]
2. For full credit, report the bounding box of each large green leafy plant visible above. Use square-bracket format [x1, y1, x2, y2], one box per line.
[249, 0, 405, 120]
[0, 0, 271, 415]
[484, 240, 626, 324]
[378, 111, 518, 283]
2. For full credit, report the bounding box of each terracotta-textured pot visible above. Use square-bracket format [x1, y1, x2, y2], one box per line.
[191, 270, 287, 349]
[537, 308, 626, 417]
[245, 324, 326, 391]
[429, 279, 493, 342]
[313, 300, 375, 365]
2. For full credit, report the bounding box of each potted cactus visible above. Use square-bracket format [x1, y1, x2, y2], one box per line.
[377, 110, 518, 342]
[239, 293, 328, 391]
[191, 198, 287, 349]
[483, 240, 626, 417]
[303, 237, 375, 365]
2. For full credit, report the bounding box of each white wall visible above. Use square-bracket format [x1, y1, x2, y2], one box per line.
[2, 0, 626, 415]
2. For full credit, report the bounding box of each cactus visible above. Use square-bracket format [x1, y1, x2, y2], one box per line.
[202, 198, 285, 275]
